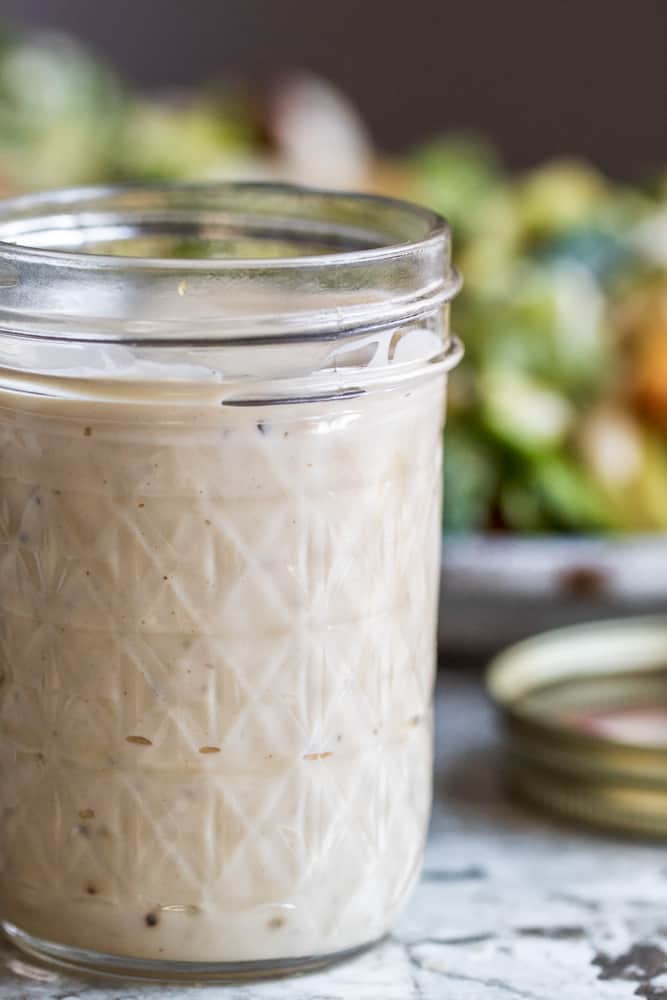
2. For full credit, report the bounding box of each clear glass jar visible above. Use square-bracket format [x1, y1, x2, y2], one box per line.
[0, 183, 461, 980]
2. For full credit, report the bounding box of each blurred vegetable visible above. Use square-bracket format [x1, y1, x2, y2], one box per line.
[0, 27, 122, 189]
[114, 91, 257, 181]
[620, 279, 667, 430]
[443, 423, 499, 532]
[406, 134, 502, 236]
[577, 406, 667, 530]
[480, 367, 574, 456]
[427, 143, 667, 534]
[513, 160, 607, 240]
[531, 456, 613, 532]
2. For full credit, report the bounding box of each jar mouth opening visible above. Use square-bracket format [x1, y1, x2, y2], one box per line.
[0, 182, 460, 344]
[0, 181, 448, 270]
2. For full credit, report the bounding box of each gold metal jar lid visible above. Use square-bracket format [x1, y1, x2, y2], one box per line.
[486, 617, 667, 837]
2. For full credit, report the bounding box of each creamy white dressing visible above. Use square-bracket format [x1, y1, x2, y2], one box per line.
[0, 364, 445, 963]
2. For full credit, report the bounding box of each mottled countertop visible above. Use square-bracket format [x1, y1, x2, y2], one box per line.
[2, 670, 666, 1000]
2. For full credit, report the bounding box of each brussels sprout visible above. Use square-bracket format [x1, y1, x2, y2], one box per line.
[539, 226, 632, 282]
[532, 455, 614, 531]
[479, 367, 574, 456]
[114, 92, 256, 181]
[456, 259, 610, 399]
[497, 456, 613, 532]
[443, 422, 499, 533]
[514, 160, 607, 241]
[498, 477, 549, 532]
[578, 406, 667, 530]
[406, 133, 502, 238]
[529, 262, 609, 391]
[0, 28, 123, 189]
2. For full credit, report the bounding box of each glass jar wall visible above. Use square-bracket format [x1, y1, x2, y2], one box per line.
[0, 183, 461, 980]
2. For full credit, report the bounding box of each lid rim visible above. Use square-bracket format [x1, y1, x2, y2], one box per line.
[488, 616, 667, 837]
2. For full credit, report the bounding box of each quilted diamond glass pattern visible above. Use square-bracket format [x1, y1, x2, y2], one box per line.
[0, 376, 445, 962]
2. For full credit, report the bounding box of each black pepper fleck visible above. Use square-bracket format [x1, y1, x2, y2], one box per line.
[257, 421, 268, 435]
[267, 916, 285, 930]
[145, 912, 159, 927]
[84, 427, 92, 437]
[86, 882, 97, 895]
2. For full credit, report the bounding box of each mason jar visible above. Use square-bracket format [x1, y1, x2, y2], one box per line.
[0, 183, 461, 980]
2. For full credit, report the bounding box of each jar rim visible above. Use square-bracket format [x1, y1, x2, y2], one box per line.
[0, 181, 449, 270]
[0, 182, 461, 344]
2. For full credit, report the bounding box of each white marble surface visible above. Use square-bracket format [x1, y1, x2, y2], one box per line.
[2, 671, 666, 1000]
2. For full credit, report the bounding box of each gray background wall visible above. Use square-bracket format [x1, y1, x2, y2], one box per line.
[3, 0, 666, 178]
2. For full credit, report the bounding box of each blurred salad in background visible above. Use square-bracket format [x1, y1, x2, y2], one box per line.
[0, 23, 665, 534]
